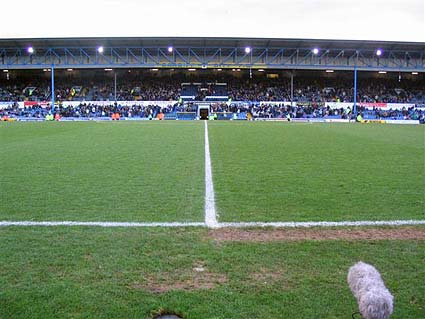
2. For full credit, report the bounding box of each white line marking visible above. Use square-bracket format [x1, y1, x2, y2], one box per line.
[217, 220, 425, 228]
[0, 221, 205, 227]
[0, 220, 424, 228]
[204, 120, 219, 228]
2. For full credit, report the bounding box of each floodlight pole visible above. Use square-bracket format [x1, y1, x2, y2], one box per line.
[51, 64, 55, 112]
[114, 71, 117, 103]
[353, 66, 357, 116]
[290, 71, 294, 106]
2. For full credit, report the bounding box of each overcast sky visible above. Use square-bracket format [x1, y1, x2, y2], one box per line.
[1, 0, 424, 42]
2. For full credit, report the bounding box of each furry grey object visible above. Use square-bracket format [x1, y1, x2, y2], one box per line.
[348, 261, 394, 319]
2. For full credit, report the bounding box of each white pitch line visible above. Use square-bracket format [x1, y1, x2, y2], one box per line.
[0, 221, 205, 227]
[204, 120, 219, 228]
[217, 220, 425, 228]
[1, 220, 424, 228]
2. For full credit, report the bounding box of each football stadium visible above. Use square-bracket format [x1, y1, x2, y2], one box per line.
[0, 0, 424, 318]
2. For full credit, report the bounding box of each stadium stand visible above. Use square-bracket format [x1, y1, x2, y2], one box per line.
[0, 67, 424, 122]
[1, 75, 424, 103]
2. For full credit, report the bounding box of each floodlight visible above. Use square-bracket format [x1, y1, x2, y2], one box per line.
[97, 46, 104, 54]
[167, 46, 173, 53]
[27, 46, 34, 54]
[312, 48, 319, 55]
[245, 47, 251, 54]
[376, 49, 382, 56]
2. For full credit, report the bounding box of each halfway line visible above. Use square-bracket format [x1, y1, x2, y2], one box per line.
[204, 120, 218, 228]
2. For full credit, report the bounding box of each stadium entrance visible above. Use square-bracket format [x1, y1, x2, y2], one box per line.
[198, 105, 210, 120]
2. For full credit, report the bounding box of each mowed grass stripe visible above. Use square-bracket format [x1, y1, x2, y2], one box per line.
[0, 121, 204, 222]
[209, 122, 425, 222]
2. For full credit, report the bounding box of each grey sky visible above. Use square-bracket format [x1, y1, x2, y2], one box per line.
[1, 0, 424, 41]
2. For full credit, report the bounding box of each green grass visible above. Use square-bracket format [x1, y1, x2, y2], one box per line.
[1, 121, 424, 223]
[0, 121, 204, 222]
[0, 227, 424, 318]
[209, 122, 425, 222]
[1, 121, 424, 318]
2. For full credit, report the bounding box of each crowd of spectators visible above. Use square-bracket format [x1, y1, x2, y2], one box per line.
[209, 102, 424, 120]
[0, 103, 178, 119]
[91, 81, 180, 101]
[248, 103, 348, 119]
[0, 80, 181, 102]
[1, 101, 424, 122]
[0, 76, 424, 104]
[227, 78, 424, 104]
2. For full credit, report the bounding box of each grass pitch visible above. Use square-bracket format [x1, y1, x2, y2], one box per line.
[209, 122, 425, 222]
[0, 121, 204, 222]
[1, 121, 423, 223]
[0, 227, 424, 319]
[0, 120, 424, 318]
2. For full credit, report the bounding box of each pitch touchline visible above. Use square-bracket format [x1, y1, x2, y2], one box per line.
[217, 220, 425, 228]
[1, 220, 425, 228]
[0, 221, 205, 227]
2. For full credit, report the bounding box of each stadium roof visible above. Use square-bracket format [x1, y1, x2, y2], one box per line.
[0, 37, 424, 71]
[0, 37, 424, 51]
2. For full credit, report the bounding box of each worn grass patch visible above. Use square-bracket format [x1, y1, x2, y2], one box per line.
[0, 227, 424, 318]
[208, 226, 425, 242]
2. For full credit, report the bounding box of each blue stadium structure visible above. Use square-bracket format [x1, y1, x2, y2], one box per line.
[0, 37, 424, 71]
[0, 37, 424, 123]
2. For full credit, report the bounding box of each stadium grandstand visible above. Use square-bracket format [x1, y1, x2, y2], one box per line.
[0, 37, 424, 123]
